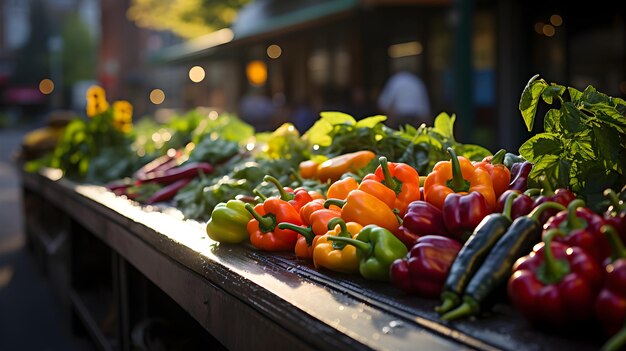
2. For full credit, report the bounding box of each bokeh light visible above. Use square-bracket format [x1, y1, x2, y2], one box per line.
[150, 89, 165, 104]
[39, 79, 54, 95]
[189, 66, 206, 83]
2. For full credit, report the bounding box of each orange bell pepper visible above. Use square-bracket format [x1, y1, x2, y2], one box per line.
[326, 176, 358, 200]
[357, 179, 397, 210]
[473, 149, 511, 198]
[424, 147, 496, 211]
[245, 198, 302, 251]
[362, 157, 420, 216]
[317, 151, 376, 182]
[299, 198, 326, 224]
[299, 160, 320, 179]
[280, 201, 342, 259]
[325, 189, 401, 232]
[313, 218, 362, 273]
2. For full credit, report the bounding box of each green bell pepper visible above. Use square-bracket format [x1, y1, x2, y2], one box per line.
[327, 225, 408, 281]
[206, 200, 252, 244]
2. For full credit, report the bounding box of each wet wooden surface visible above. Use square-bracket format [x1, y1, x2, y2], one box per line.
[22, 169, 603, 351]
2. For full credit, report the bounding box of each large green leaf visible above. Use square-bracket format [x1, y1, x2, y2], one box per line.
[320, 111, 357, 125]
[560, 102, 588, 133]
[518, 133, 562, 162]
[568, 86, 583, 104]
[543, 109, 562, 133]
[569, 129, 595, 161]
[519, 74, 548, 131]
[585, 103, 626, 130]
[433, 112, 456, 140]
[355, 115, 387, 128]
[541, 84, 565, 104]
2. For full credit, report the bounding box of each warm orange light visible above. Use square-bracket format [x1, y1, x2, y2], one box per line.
[388, 41, 423, 58]
[246, 60, 267, 86]
[189, 66, 206, 83]
[550, 14, 563, 27]
[267, 44, 282, 59]
[39, 79, 54, 94]
[534, 22, 545, 34]
[543, 24, 556, 37]
[150, 89, 165, 104]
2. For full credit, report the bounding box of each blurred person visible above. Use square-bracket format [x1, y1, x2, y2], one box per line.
[378, 70, 431, 128]
[239, 87, 275, 131]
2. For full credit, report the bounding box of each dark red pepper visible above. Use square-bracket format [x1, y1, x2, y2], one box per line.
[442, 192, 491, 243]
[133, 152, 180, 180]
[390, 235, 462, 297]
[138, 162, 213, 184]
[508, 228, 603, 328]
[145, 178, 192, 204]
[496, 189, 534, 220]
[596, 225, 626, 337]
[545, 199, 610, 265]
[508, 161, 532, 192]
[532, 177, 576, 224]
[396, 201, 447, 248]
[264, 175, 313, 212]
[604, 188, 626, 244]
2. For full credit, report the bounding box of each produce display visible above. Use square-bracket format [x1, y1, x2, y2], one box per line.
[26, 76, 626, 350]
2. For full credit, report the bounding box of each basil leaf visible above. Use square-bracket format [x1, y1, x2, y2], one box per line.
[584, 103, 626, 130]
[544, 109, 562, 133]
[518, 133, 562, 162]
[519, 74, 548, 131]
[355, 115, 387, 128]
[560, 102, 588, 133]
[568, 86, 583, 104]
[541, 84, 565, 104]
[320, 111, 357, 125]
[528, 154, 560, 185]
[456, 143, 492, 161]
[433, 112, 456, 140]
[569, 129, 595, 161]
[557, 158, 571, 188]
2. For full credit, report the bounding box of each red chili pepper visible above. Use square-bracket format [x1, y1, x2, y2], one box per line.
[508, 228, 603, 328]
[474, 149, 511, 199]
[390, 236, 462, 297]
[442, 192, 491, 243]
[138, 162, 213, 184]
[544, 199, 610, 265]
[264, 175, 313, 211]
[133, 152, 180, 180]
[532, 177, 576, 224]
[396, 201, 447, 248]
[496, 189, 534, 220]
[596, 226, 626, 337]
[245, 198, 302, 251]
[145, 178, 192, 204]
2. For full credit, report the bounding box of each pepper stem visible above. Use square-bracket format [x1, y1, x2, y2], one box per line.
[502, 192, 520, 221]
[290, 168, 304, 185]
[328, 217, 352, 250]
[537, 229, 570, 285]
[253, 189, 267, 201]
[490, 149, 506, 165]
[561, 199, 587, 231]
[327, 235, 372, 254]
[278, 223, 315, 245]
[528, 201, 566, 222]
[524, 188, 541, 197]
[379, 157, 400, 194]
[446, 147, 470, 193]
[440, 297, 479, 321]
[604, 188, 626, 213]
[393, 209, 403, 225]
[264, 175, 294, 201]
[540, 176, 554, 196]
[602, 225, 626, 261]
[436, 291, 460, 314]
[245, 203, 276, 233]
[602, 322, 626, 351]
[324, 198, 346, 209]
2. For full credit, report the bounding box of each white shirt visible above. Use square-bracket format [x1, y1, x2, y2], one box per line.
[378, 71, 431, 118]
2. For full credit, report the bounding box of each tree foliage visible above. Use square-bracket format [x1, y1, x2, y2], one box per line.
[127, 0, 250, 39]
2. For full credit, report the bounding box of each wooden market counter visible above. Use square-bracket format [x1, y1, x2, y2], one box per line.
[21, 169, 601, 351]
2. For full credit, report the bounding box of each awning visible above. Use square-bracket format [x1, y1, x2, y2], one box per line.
[151, 0, 359, 63]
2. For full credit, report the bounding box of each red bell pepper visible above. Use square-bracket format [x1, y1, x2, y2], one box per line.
[545, 199, 610, 265]
[496, 189, 534, 220]
[508, 228, 603, 328]
[473, 149, 511, 198]
[442, 192, 491, 243]
[596, 225, 626, 338]
[390, 235, 462, 297]
[604, 188, 626, 244]
[245, 198, 302, 251]
[532, 176, 576, 223]
[264, 175, 313, 211]
[362, 157, 421, 216]
[396, 201, 447, 248]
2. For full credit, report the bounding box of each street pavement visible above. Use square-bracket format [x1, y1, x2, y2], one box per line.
[0, 127, 91, 351]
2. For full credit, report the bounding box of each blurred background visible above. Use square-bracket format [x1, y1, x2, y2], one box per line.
[0, 0, 624, 150]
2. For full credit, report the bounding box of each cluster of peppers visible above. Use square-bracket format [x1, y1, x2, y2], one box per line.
[205, 146, 626, 350]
